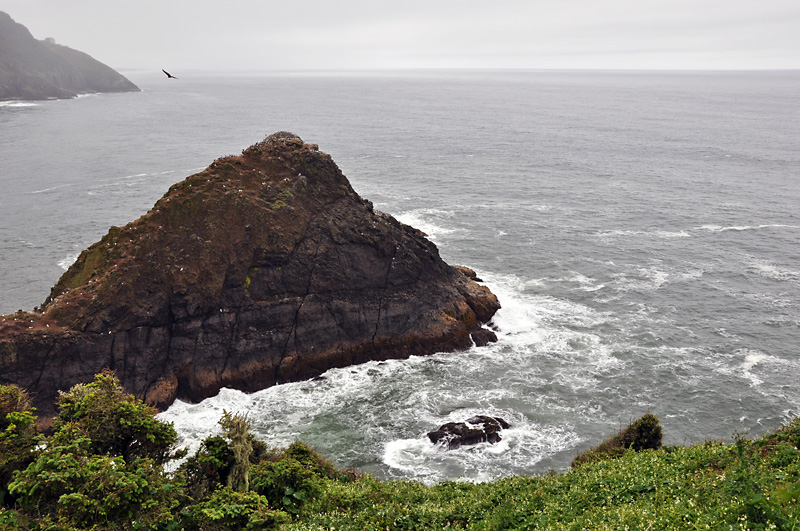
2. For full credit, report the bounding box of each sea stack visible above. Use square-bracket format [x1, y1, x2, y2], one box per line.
[0, 133, 499, 420]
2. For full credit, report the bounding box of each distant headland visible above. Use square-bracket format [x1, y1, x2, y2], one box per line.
[0, 10, 139, 101]
[0, 133, 500, 421]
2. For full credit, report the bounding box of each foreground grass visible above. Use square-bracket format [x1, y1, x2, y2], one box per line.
[287, 421, 800, 530]
[2, 374, 799, 530]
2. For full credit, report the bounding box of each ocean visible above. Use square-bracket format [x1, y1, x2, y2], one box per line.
[1, 69, 799, 483]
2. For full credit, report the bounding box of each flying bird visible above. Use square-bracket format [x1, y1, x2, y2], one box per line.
[162, 69, 178, 79]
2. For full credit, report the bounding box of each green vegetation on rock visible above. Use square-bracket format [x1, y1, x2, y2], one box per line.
[571, 412, 663, 468]
[1, 374, 799, 529]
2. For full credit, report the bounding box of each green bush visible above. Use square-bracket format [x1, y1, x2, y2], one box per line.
[54, 370, 178, 465]
[0, 385, 41, 507]
[183, 485, 289, 530]
[757, 417, 800, 451]
[8, 433, 181, 530]
[4, 372, 184, 530]
[220, 411, 253, 492]
[181, 435, 235, 501]
[250, 454, 323, 515]
[572, 413, 663, 468]
[181, 410, 262, 501]
[283, 442, 343, 480]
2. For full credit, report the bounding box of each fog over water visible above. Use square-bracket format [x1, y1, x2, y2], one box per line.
[4, 1, 799, 70]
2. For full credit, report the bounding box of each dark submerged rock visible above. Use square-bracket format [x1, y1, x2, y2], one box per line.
[0, 133, 500, 421]
[471, 327, 498, 347]
[428, 415, 511, 450]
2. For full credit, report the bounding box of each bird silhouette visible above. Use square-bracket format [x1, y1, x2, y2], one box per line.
[162, 69, 178, 79]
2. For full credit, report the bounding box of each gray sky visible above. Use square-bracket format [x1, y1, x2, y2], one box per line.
[2, 0, 798, 71]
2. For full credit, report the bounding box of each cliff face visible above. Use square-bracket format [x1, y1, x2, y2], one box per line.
[0, 11, 139, 101]
[0, 133, 499, 419]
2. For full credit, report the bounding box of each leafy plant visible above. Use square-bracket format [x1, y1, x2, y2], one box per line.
[250, 453, 322, 515]
[181, 410, 259, 501]
[54, 370, 179, 465]
[8, 432, 181, 530]
[183, 485, 288, 530]
[0, 385, 41, 507]
[572, 413, 663, 468]
[180, 435, 235, 502]
[220, 411, 253, 493]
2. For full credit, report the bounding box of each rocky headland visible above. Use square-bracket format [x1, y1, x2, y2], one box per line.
[0, 133, 499, 420]
[0, 10, 139, 101]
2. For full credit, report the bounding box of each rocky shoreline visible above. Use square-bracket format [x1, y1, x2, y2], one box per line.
[0, 133, 499, 421]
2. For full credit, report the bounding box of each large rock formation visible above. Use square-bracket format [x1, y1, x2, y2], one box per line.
[0, 133, 499, 420]
[0, 11, 139, 101]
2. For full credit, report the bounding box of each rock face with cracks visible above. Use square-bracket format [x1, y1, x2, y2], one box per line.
[0, 133, 500, 420]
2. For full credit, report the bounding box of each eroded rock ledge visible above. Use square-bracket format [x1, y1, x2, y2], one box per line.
[0, 133, 499, 419]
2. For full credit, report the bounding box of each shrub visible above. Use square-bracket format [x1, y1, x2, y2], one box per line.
[283, 442, 341, 480]
[181, 435, 235, 502]
[8, 432, 181, 530]
[54, 370, 178, 465]
[183, 485, 289, 530]
[756, 417, 800, 451]
[0, 385, 41, 507]
[572, 413, 663, 467]
[220, 411, 253, 492]
[250, 454, 323, 515]
[181, 410, 259, 501]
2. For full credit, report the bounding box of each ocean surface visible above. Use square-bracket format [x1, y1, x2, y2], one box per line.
[2, 69, 799, 483]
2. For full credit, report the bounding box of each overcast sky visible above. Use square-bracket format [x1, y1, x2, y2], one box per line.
[2, 0, 798, 71]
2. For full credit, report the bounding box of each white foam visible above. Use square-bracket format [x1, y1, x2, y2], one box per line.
[655, 230, 691, 239]
[58, 253, 80, 271]
[611, 267, 670, 292]
[395, 208, 456, 241]
[555, 272, 605, 292]
[597, 229, 690, 239]
[158, 387, 268, 458]
[480, 271, 624, 390]
[748, 259, 799, 282]
[157, 270, 640, 481]
[31, 184, 74, 194]
[698, 224, 800, 233]
[739, 351, 776, 388]
[382, 421, 579, 484]
[722, 350, 800, 399]
[0, 101, 39, 108]
[160, 167, 206, 175]
[383, 438, 438, 474]
[680, 268, 705, 280]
